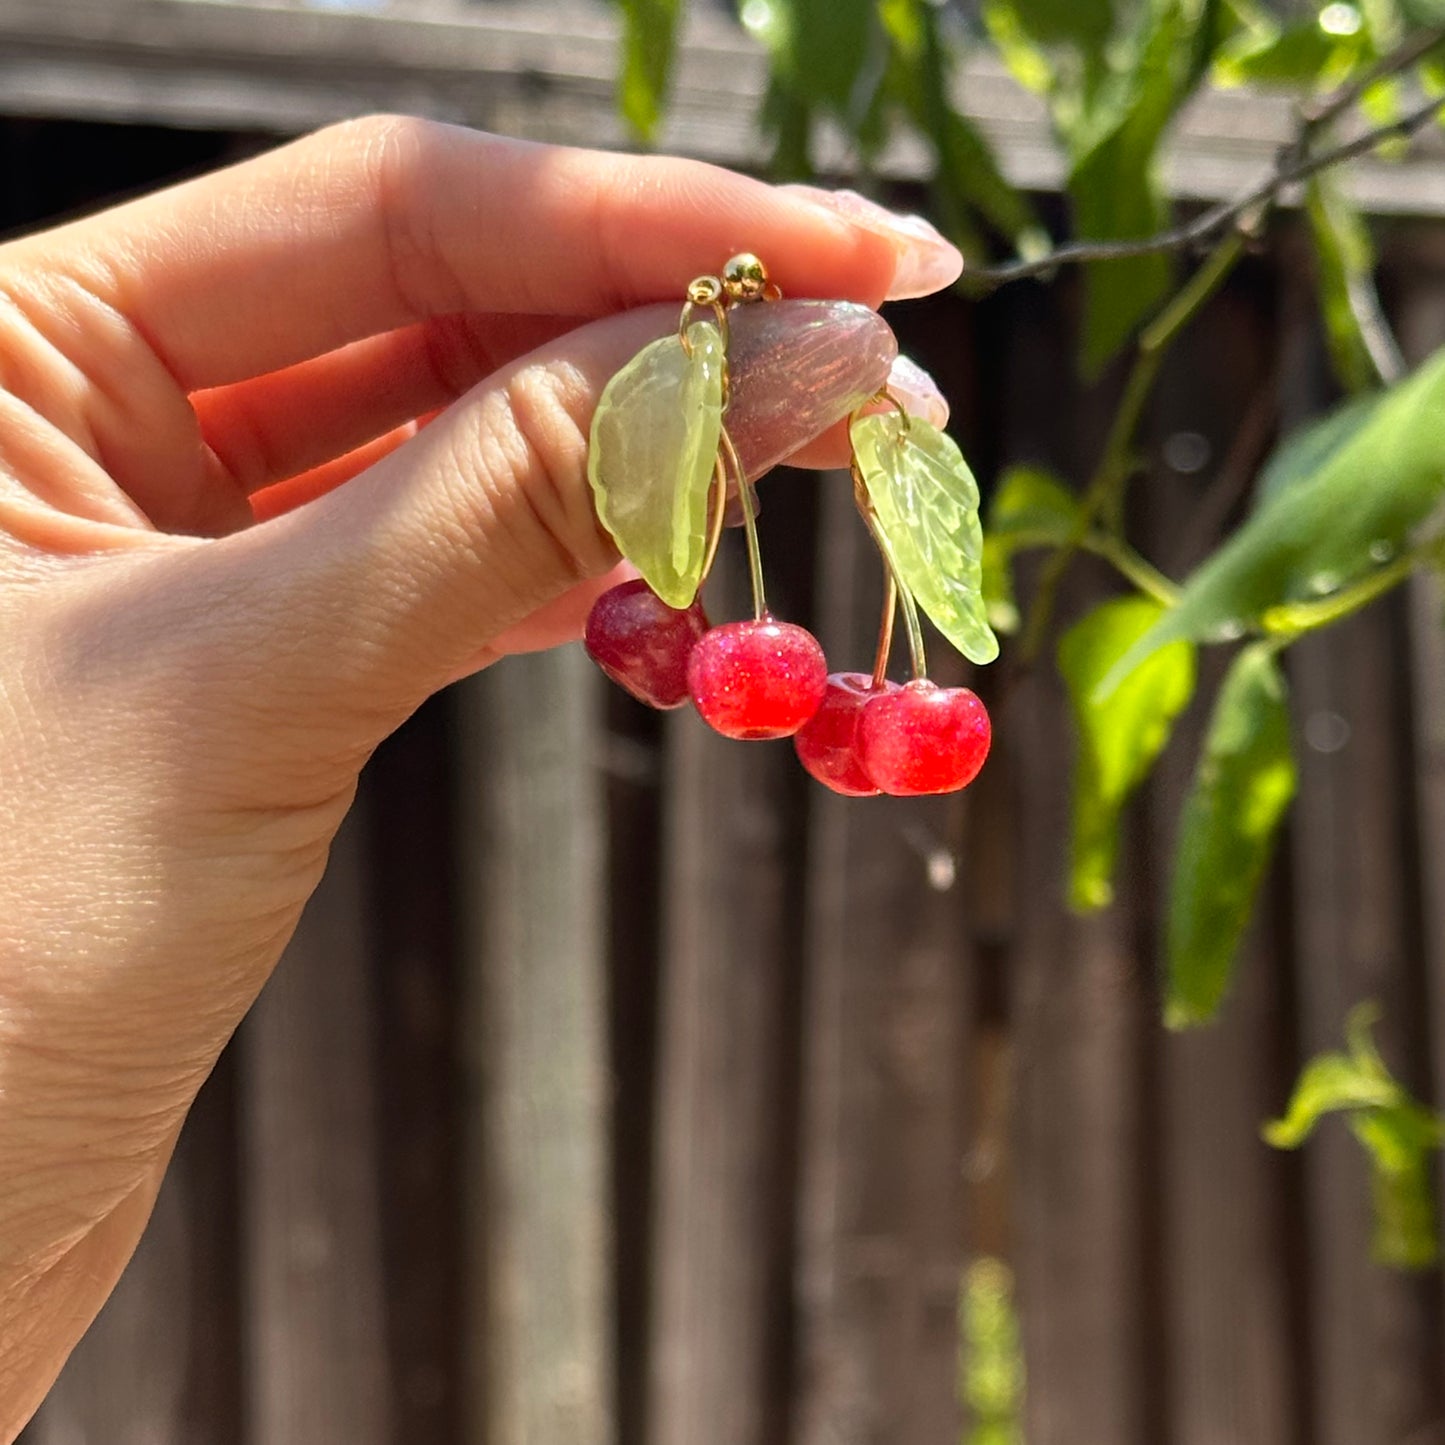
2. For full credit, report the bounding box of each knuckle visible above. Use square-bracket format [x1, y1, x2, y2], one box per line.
[340, 113, 470, 319]
[496, 363, 615, 582]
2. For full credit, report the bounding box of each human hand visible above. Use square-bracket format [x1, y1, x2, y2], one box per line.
[0, 115, 960, 1434]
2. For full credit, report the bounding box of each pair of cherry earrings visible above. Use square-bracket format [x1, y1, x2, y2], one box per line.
[583, 254, 996, 798]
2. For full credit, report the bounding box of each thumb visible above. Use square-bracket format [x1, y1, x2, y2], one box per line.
[196, 299, 896, 757]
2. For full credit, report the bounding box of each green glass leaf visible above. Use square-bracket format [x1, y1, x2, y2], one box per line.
[615, 0, 681, 143]
[852, 411, 1000, 665]
[1061, 597, 1196, 913]
[1306, 175, 1390, 395]
[1265, 1003, 1445, 1270]
[981, 466, 1082, 632]
[587, 321, 724, 610]
[1166, 644, 1296, 1027]
[1097, 344, 1445, 695]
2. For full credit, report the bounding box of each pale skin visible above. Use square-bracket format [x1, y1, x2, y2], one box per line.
[0, 115, 961, 1436]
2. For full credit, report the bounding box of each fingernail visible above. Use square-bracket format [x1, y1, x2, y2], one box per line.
[886, 354, 949, 428]
[726, 299, 897, 477]
[782, 184, 964, 300]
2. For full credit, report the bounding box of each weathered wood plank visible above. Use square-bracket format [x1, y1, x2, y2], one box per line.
[21, 1054, 243, 1445]
[1005, 661, 1152, 1445]
[454, 648, 614, 1445]
[1288, 602, 1445, 1445]
[793, 476, 973, 1445]
[1397, 267, 1445, 1418]
[2, 1, 1445, 217]
[1278, 263, 1445, 1445]
[646, 513, 812, 1445]
[1142, 279, 1302, 1445]
[366, 699, 465, 1443]
[239, 804, 394, 1444]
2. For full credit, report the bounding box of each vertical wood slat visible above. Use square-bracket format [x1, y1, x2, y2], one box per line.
[240, 806, 394, 1445]
[1147, 285, 1300, 1445]
[1007, 660, 1151, 1445]
[1153, 658, 1300, 1445]
[1288, 605, 1445, 1445]
[367, 701, 465, 1442]
[1395, 264, 1445, 1429]
[456, 648, 614, 1445]
[794, 478, 972, 1445]
[646, 545, 804, 1445]
[22, 1058, 243, 1445]
[993, 283, 1152, 1445]
[1278, 254, 1445, 1445]
[1408, 568, 1445, 1400]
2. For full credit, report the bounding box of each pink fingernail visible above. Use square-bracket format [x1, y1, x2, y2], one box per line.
[886, 355, 949, 428]
[783, 184, 964, 300]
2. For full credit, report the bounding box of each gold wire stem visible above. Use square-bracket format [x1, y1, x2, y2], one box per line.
[848, 386, 913, 433]
[699, 449, 729, 587]
[872, 571, 898, 690]
[722, 424, 767, 620]
[853, 465, 927, 680]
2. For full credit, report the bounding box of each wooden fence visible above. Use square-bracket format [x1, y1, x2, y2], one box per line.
[9, 109, 1445, 1445]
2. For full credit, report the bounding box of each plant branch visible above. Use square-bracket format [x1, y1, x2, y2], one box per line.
[966, 86, 1445, 290]
[1299, 26, 1445, 137]
[1019, 233, 1243, 661]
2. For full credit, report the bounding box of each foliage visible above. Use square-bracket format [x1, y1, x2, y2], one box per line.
[1164, 643, 1295, 1026]
[615, 0, 1445, 1266]
[1266, 1004, 1445, 1270]
[959, 1258, 1025, 1445]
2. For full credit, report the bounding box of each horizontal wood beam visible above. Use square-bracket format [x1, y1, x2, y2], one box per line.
[1, 0, 1444, 217]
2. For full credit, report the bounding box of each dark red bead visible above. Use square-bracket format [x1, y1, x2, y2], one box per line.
[687, 617, 828, 739]
[584, 579, 709, 709]
[858, 679, 991, 795]
[795, 673, 898, 796]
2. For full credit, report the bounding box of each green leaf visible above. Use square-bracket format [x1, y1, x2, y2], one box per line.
[989, 465, 1082, 541]
[1097, 345, 1445, 693]
[1060, 597, 1196, 912]
[996, 0, 1117, 53]
[744, 0, 881, 129]
[1306, 175, 1388, 394]
[1215, 16, 1366, 86]
[1253, 390, 1384, 508]
[615, 0, 682, 143]
[1265, 1003, 1445, 1270]
[1068, 1, 1199, 375]
[883, 0, 1045, 254]
[1165, 644, 1296, 1027]
[981, 466, 1082, 631]
[587, 321, 724, 609]
[1355, 1109, 1443, 1268]
[852, 411, 1000, 665]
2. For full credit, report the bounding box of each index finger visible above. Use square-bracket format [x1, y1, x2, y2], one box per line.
[5, 117, 919, 391]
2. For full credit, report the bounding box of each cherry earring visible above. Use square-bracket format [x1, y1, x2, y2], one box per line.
[584, 254, 828, 738]
[794, 390, 995, 797]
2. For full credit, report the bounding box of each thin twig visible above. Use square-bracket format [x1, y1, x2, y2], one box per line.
[1300, 26, 1445, 136]
[966, 91, 1445, 289]
[1019, 233, 1244, 661]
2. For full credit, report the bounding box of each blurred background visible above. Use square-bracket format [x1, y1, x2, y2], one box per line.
[8, 1, 1445, 1443]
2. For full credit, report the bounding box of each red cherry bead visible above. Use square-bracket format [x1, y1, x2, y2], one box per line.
[795, 673, 899, 796]
[584, 579, 710, 709]
[858, 679, 991, 795]
[687, 617, 828, 740]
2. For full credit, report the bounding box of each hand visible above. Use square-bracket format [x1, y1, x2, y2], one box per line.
[0, 115, 960, 1435]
